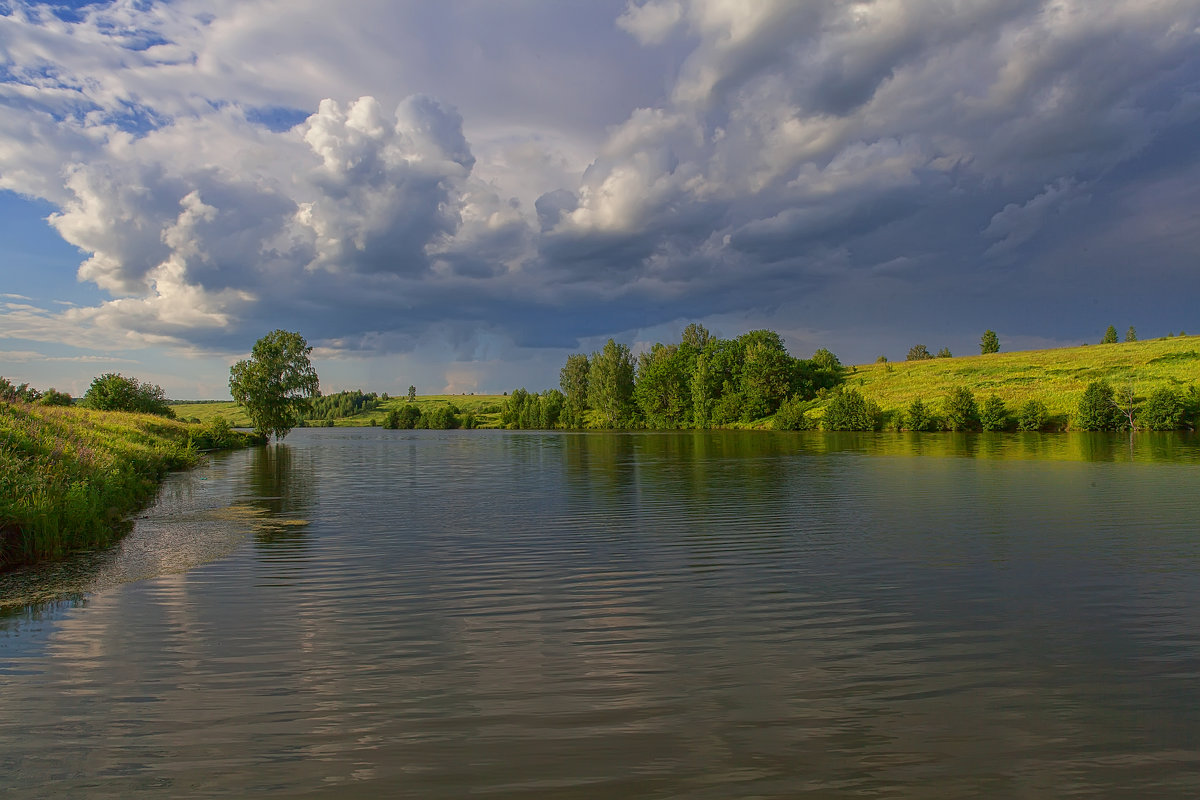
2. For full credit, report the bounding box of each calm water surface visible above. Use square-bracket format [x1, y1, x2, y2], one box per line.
[2, 429, 1199, 798]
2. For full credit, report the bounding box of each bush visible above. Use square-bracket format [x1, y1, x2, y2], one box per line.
[936, 347, 952, 358]
[979, 395, 1008, 431]
[822, 389, 881, 431]
[1076, 380, 1123, 431]
[903, 397, 938, 431]
[37, 388, 73, 407]
[773, 396, 813, 430]
[1017, 399, 1049, 431]
[907, 344, 933, 361]
[82, 373, 175, 417]
[942, 387, 979, 431]
[1139, 388, 1183, 430]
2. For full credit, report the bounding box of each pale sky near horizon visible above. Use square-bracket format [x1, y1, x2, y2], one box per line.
[2, 0, 1199, 399]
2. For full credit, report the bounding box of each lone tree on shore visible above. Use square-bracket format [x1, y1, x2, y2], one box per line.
[230, 330, 320, 441]
[1101, 325, 1119, 344]
[980, 330, 1000, 354]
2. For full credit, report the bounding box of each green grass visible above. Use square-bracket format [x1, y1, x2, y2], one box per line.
[170, 394, 509, 429]
[831, 335, 1200, 428]
[0, 403, 258, 569]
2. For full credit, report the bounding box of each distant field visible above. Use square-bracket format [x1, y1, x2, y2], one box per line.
[170, 394, 508, 429]
[836, 335, 1200, 427]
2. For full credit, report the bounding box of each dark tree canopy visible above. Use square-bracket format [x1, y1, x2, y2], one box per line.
[907, 344, 933, 361]
[1101, 325, 1119, 344]
[229, 330, 320, 441]
[1076, 380, 1122, 430]
[980, 330, 1000, 354]
[1125, 326, 1137, 342]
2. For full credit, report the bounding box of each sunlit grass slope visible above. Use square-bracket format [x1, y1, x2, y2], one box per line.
[0, 403, 255, 568]
[836, 335, 1200, 427]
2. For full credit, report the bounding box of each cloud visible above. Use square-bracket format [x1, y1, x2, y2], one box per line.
[1, 0, 1199, 382]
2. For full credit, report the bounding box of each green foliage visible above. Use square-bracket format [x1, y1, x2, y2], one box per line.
[501, 389, 563, 429]
[980, 330, 1000, 354]
[229, 330, 320, 441]
[416, 404, 460, 429]
[635, 343, 691, 428]
[308, 390, 380, 420]
[1076, 380, 1123, 430]
[979, 395, 1008, 431]
[822, 388, 881, 431]
[811, 348, 842, 372]
[407, 385, 417, 402]
[942, 387, 980, 431]
[559, 353, 590, 428]
[773, 397, 813, 430]
[907, 344, 933, 361]
[588, 339, 635, 428]
[738, 331, 793, 420]
[1139, 387, 1183, 430]
[936, 347, 952, 358]
[1017, 399, 1049, 431]
[903, 397, 938, 431]
[37, 388, 73, 407]
[82, 373, 174, 417]
[383, 409, 402, 429]
[1126, 326, 1137, 343]
[876, 355, 888, 363]
[1101, 325, 1119, 344]
[681, 322, 712, 350]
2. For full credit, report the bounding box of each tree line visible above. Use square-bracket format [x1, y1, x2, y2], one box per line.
[505, 324, 846, 430]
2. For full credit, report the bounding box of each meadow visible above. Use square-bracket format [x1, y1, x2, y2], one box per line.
[840, 335, 1200, 428]
[0, 403, 258, 569]
[172, 394, 508, 429]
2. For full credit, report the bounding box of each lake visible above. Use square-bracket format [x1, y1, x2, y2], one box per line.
[2, 428, 1199, 798]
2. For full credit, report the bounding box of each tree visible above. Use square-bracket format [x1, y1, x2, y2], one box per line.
[1125, 326, 1137, 343]
[407, 385, 417, 402]
[681, 322, 712, 350]
[83, 373, 174, 417]
[587, 339, 635, 428]
[980, 330, 1000, 355]
[1101, 325, 1118, 344]
[773, 396, 813, 430]
[559, 353, 590, 428]
[942, 387, 979, 431]
[904, 397, 937, 431]
[1076, 380, 1122, 430]
[1017, 399, 1048, 431]
[979, 395, 1008, 431]
[229, 330, 320, 441]
[1112, 383, 1138, 430]
[635, 343, 690, 428]
[906, 344, 933, 361]
[936, 347, 952, 358]
[1139, 387, 1183, 430]
[822, 388, 880, 431]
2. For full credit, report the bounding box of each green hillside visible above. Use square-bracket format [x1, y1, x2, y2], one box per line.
[171, 394, 508, 429]
[834, 335, 1200, 429]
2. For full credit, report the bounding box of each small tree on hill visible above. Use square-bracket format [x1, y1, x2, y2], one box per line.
[407, 385, 417, 402]
[229, 330, 320, 441]
[1125, 326, 1137, 342]
[822, 388, 880, 431]
[1101, 325, 1118, 344]
[936, 347, 952, 358]
[907, 344, 933, 361]
[980, 330, 1000, 354]
[83, 373, 174, 417]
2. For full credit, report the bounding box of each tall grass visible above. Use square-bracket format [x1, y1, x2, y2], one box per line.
[0, 403, 257, 569]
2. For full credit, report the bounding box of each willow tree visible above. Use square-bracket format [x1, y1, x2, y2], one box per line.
[230, 330, 320, 441]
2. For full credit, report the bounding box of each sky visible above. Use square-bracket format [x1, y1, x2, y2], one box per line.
[2, 0, 1199, 399]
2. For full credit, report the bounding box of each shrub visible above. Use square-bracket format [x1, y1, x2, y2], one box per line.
[37, 388, 73, 407]
[936, 347, 952, 358]
[942, 387, 979, 431]
[822, 388, 881, 431]
[906, 344, 933, 361]
[83, 373, 174, 417]
[1139, 388, 1183, 430]
[1017, 399, 1049, 431]
[979, 395, 1008, 431]
[875, 355, 888, 364]
[773, 396, 813, 430]
[1076, 380, 1123, 430]
[904, 397, 938, 431]
[980, 330, 1000, 354]
[1101, 325, 1118, 344]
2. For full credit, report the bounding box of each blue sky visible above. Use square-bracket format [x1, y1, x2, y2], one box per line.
[2, 0, 1199, 399]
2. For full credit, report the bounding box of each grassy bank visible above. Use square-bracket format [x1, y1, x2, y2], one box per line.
[831, 335, 1200, 428]
[0, 403, 260, 569]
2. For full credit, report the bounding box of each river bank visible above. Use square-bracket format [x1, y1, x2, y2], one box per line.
[0, 402, 262, 570]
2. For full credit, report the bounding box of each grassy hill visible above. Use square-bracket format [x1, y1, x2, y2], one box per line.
[834, 335, 1200, 428]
